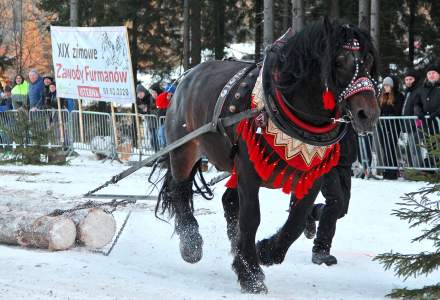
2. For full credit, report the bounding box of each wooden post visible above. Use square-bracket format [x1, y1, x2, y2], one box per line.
[78, 99, 84, 143]
[111, 102, 118, 149]
[133, 103, 142, 159]
[56, 97, 65, 145]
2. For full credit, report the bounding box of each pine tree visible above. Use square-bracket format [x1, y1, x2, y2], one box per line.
[374, 135, 440, 299]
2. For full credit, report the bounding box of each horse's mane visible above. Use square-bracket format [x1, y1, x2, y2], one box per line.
[277, 18, 378, 97]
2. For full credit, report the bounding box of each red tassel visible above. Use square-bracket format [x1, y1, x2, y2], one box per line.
[260, 157, 279, 181]
[294, 178, 305, 199]
[249, 141, 260, 162]
[322, 89, 336, 111]
[273, 166, 287, 188]
[282, 174, 295, 194]
[241, 121, 249, 141]
[225, 168, 237, 188]
[236, 120, 245, 135]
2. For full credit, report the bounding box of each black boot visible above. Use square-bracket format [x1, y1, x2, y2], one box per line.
[303, 215, 316, 239]
[311, 249, 337, 266]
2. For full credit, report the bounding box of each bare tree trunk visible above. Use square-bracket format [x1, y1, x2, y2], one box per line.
[183, 0, 190, 70]
[214, 0, 225, 60]
[329, 0, 340, 19]
[408, 0, 416, 68]
[12, 0, 24, 74]
[255, 0, 263, 62]
[0, 209, 76, 251]
[130, 17, 139, 84]
[370, 0, 380, 57]
[263, 0, 274, 48]
[70, 0, 78, 26]
[358, 0, 370, 30]
[190, 0, 201, 67]
[292, 0, 304, 33]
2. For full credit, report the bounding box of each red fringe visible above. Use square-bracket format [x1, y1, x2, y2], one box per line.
[273, 166, 287, 188]
[229, 117, 342, 201]
[225, 167, 237, 188]
[282, 174, 295, 194]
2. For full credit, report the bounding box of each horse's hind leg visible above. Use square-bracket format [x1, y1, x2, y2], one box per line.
[222, 188, 239, 252]
[256, 179, 322, 266]
[158, 142, 203, 264]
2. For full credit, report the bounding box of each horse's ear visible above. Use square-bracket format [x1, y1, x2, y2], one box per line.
[359, 16, 369, 32]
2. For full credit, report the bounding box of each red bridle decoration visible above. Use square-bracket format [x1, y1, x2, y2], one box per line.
[322, 89, 336, 110]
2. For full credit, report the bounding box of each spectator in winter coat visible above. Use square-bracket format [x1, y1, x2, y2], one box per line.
[298, 127, 358, 266]
[149, 82, 163, 100]
[28, 70, 45, 110]
[43, 76, 53, 108]
[11, 74, 29, 109]
[156, 83, 175, 148]
[46, 82, 58, 109]
[401, 69, 420, 116]
[135, 84, 152, 114]
[378, 76, 404, 179]
[0, 86, 12, 111]
[413, 64, 440, 124]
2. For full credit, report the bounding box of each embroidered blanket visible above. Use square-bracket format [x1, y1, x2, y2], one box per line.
[226, 72, 340, 199]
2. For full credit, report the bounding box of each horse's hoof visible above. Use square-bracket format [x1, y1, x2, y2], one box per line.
[256, 238, 285, 266]
[232, 254, 267, 293]
[240, 279, 268, 294]
[179, 229, 203, 264]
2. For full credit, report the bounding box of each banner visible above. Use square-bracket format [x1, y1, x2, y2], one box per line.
[50, 26, 135, 104]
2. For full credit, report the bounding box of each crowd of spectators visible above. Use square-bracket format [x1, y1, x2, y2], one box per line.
[0, 70, 75, 112]
[361, 61, 440, 179]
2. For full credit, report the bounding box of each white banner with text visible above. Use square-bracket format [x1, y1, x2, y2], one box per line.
[51, 26, 135, 104]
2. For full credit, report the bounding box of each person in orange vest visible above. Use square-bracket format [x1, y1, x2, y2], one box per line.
[156, 83, 175, 148]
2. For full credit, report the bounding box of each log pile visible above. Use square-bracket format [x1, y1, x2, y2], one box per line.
[0, 206, 116, 251]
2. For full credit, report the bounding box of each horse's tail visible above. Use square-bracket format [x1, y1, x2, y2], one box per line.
[152, 156, 214, 220]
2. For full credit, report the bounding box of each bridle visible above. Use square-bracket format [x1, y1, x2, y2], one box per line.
[261, 34, 379, 146]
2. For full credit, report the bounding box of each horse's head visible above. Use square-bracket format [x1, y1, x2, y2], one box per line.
[275, 18, 380, 136]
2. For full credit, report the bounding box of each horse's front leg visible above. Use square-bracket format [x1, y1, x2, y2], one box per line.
[232, 149, 267, 294]
[256, 179, 322, 265]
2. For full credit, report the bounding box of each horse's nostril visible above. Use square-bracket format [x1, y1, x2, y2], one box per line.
[357, 109, 368, 120]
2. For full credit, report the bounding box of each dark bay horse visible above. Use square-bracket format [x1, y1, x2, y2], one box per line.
[156, 18, 380, 293]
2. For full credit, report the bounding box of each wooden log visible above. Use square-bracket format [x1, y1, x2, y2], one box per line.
[0, 209, 76, 251]
[69, 208, 116, 249]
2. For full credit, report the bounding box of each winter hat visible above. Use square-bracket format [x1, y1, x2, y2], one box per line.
[150, 82, 163, 95]
[404, 69, 418, 80]
[136, 84, 148, 94]
[426, 64, 440, 75]
[382, 76, 394, 87]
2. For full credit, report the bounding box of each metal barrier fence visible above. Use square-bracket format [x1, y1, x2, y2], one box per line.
[358, 116, 440, 173]
[0, 109, 162, 160]
[0, 110, 439, 170]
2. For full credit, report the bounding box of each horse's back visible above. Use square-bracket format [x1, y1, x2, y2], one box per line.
[165, 60, 252, 173]
[168, 60, 252, 131]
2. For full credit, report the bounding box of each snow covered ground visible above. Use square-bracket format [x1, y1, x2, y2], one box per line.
[0, 151, 438, 300]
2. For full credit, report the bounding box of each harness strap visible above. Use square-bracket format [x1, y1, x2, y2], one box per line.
[84, 107, 260, 196]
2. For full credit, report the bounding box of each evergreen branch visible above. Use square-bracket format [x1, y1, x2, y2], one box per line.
[387, 284, 440, 299]
[374, 252, 440, 280]
[412, 224, 440, 244]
